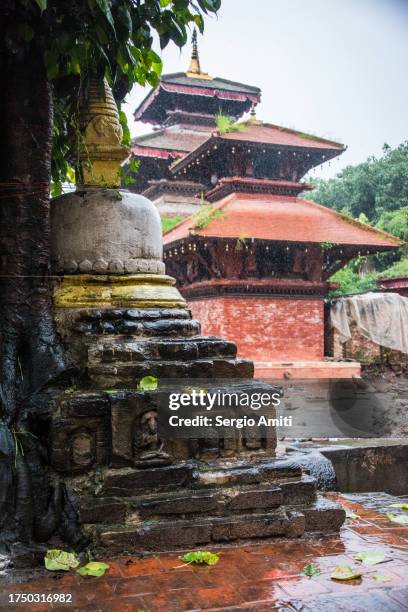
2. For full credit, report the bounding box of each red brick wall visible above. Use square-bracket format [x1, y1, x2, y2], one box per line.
[189, 296, 324, 362]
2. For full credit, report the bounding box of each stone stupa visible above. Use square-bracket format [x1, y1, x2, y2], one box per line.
[48, 77, 345, 553]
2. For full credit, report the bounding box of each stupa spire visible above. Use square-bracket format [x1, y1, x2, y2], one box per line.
[186, 29, 213, 80]
[77, 76, 130, 187]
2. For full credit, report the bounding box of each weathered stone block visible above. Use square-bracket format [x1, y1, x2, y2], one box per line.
[99, 463, 197, 496]
[211, 511, 288, 542]
[280, 475, 317, 506]
[139, 493, 219, 518]
[302, 496, 346, 533]
[79, 498, 127, 524]
[228, 487, 283, 511]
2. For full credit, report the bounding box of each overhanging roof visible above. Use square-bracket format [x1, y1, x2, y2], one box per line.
[134, 73, 261, 125]
[171, 122, 345, 174]
[163, 192, 401, 250]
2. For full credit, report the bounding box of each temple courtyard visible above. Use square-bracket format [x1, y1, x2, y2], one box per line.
[2, 492, 408, 611]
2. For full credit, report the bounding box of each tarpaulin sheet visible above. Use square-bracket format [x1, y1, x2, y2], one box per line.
[330, 292, 408, 354]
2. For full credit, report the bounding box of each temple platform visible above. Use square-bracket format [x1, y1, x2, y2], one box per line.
[254, 360, 361, 380]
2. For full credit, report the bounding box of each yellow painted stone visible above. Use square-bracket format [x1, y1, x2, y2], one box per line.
[54, 274, 186, 309]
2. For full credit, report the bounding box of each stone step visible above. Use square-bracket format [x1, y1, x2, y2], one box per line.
[96, 460, 309, 498]
[91, 337, 238, 364]
[94, 508, 305, 553]
[97, 463, 198, 497]
[302, 495, 346, 534]
[75, 315, 201, 337]
[88, 357, 254, 386]
[196, 459, 303, 489]
[81, 476, 316, 523]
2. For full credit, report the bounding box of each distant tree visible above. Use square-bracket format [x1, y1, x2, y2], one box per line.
[307, 142, 408, 222]
[307, 143, 408, 295]
[0, 0, 220, 547]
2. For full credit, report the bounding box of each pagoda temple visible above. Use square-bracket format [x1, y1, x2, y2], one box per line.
[163, 116, 401, 379]
[128, 31, 260, 216]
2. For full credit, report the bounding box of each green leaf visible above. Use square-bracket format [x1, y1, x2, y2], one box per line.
[300, 563, 320, 578]
[389, 503, 408, 511]
[119, 110, 131, 147]
[372, 574, 392, 582]
[181, 551, 220, 566]
[331, 565, 362, 581]
[160, 0, 172, 6]
[345, 510, 360, 520]
[354, 551, 385, 566]
[77, 562, 110, 577]
[34, 0, 47, 11]
[193, 14, 205, 33]
[386, 513, 408, 525]
[44, 550, 80, 572]
[96, 0, 116, 38]
[138, 376, 158, 391]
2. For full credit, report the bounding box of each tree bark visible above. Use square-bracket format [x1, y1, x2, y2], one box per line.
[0, 33, 68, 546]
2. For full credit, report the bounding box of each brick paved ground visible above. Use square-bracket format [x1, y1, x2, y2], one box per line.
[1, 493, 408, 611]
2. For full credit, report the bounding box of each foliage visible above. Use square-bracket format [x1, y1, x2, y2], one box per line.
[389, 503, 408, 510]
[121, 157, 141, 186]
[386, 513, 408, 525]
[194, 204, 225, 229]
[330, 565, 362, 581]
[300, 563, 320, 578]
[77, 561, 110, 577]
[44, 550, 80, 571]
[162, 215, 184, 233]
[329, 265, 378, 297]
[6, 0, 221, 186]
[378, 258, 408, 279]
[372, 574, 392, 582]
[215, 113, 246, 134]
[180, 550, 220, 565]
[354, 551, 385, 566]
[138, 375, 158, 390]
[307, 142, 408, 294]
[319, 241, 336, 250]
[345, 510, 360, 520]
[307, 142, 408, 221]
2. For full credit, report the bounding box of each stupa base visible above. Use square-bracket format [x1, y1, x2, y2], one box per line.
[73, 459, 345, 554]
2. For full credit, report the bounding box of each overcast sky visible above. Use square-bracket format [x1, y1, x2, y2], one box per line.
[124, 0, 408, 179]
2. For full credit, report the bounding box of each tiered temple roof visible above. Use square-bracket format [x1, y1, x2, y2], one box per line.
[163, 116, 400, 280]
[128, 31, 261, 196]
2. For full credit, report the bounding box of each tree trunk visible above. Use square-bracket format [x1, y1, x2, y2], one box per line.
[0, 35, 70, 548]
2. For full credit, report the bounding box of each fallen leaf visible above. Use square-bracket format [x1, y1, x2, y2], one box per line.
[300, 563, 320, 578]
[331, 565, 362, 581]
[138, 376, 158, 391]
[345, 511, 360, 520]
[354, 551, 385, 566]
[389, 503, 408, 511]
[386, 513, 408, 525]
[45, 550, 80, 572]
[180, 551, 219, 566]
[372, 574, 392, 582]
[77, 561, 110, 577]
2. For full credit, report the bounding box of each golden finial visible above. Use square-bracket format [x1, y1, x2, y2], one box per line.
[186, 29, 213, 80]
[247, 106, 262, 125]
[77, 76, 130, 187]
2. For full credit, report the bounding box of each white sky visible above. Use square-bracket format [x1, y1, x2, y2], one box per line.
[123, 0, 408, 179]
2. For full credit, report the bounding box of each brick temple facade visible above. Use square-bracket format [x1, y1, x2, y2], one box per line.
[162, 123, 400, 379]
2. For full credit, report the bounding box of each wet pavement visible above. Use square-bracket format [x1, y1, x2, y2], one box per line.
[1, 492, 408, 611]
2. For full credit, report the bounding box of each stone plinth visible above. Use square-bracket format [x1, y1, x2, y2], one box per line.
[49, 185, 345, 552]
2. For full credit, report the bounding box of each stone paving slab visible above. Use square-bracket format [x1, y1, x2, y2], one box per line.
[1, 492, 408, 611]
